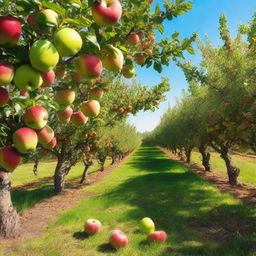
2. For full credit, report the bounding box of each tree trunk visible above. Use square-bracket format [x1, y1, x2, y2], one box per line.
[220, 152, 240, 186]
[0, 170, 19, 238]
[80, 161, 92, 184]
[185, 147, 192, 163]
[199, 145, 211, 171]
[100, 157, 106, 172]
[111, 156, 115, 165]
[54, 158, 70, 194]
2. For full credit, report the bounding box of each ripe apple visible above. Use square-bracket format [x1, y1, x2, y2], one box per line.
[92, 0, 122, 27]
[81, 100, 100, 118]
[76, 55, 103, 79]
[0, 62, 14, 86]
[0, 87, 9, 107]
[54, 28, 82, 57]
[36, 125, 55, 145]
[23, 106, 48, 129]
[135, 54, 146, 65]
[84, 219, 102, 235]
[13, 127, 38, 153]
[30, 40, 59, 72]
[139, 217, 155, 234]
[127, 106, 133, 112]
[71, 111, 88, 126]
[102, 45, 124, 72]
[27, 13, 39, 31]
[41, 70, 55, 87]
[0, 146, 21, 171]
[85, 146, 91, 152]
[0, 16, 22, 46]
[145, 49, 153, 55]
[55, 89, 76, 106]
[137, 31, 145, 39]
[127, 34, 140, 45]
[122, 66, 135, 79]
[21, 91, 29, 97]
[57, 107, 73, 124]
[113, 104, 118, 110]
[71, 73, 82, 82]
[147, 231, 167, 243]
[36, 9, 59, 30]
[14, 65, 43, 91]
[43, 137, 57, 149]
[89, 88, 104, 100]
[109, 230, 128, 249]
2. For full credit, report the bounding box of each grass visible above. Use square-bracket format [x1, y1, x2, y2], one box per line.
[9, 146, 256, 256]
[11, 160, 111, 212]
[191, 151, 256, 185]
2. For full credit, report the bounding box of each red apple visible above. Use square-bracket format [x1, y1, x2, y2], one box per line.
[137, 31, 145, 39]
[85, 146, 91, 152]
[109, 230, 128, 249]
[23, 106, 48, 129]
[41, 70, 55, 87]
[0, 146, 21, 171]
[145, 49, 153, 55]
[84, 219, 102, 235]
[36, 125, 55, 145]
[21, 91, 29, 97]
[92, 0, 122, 27]
[127, 34, 140, 45]
[27, 13, 39, 31]
[0, 62, 14, 86]
[71, 111, 88, 126]
[89, 88, 104, 100]
[43, 137, 57, 149]
[147, 231, 167, 243]
[0, 87, 9, 107]
[13, 127, 38, 153]
[55, 89, 75, 106]
[0, 16, 22, 46]
[57, 107, 73, 124]
[76, 55, 102, 79]
[135, 54, 146, 65]
[71, 73, 82, 82]
[81, 100, 100, 118]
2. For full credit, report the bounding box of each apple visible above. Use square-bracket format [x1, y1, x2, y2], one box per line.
[36, 9, 59, 30]
[139, 217, 155, 234]
[55, 89, 76, 106]
[113, 104, 118, 110]
[76, 55, 103, 79]
[89, 88, 104, 100]
[71, 111, 88, 126]
[85, 146, 91, 152]
[84, 219, 102, 235]
[54, 28, 82, 57]
[14, 65, 43, 91]
[0, 146, 21, 171]
[55, 66, 67, 80]
[137, 31, 145, 39]
[81, 100, 100, 118]
[23, 106, 48, 129]
[0, 62, 14, 86]
[30, 40, 59, 72]
[41, 70, 55, 87]
[145, 49, 153, 55]
[27, 13, 39, 31]
[109, 230, 128, 249]
[71, 73, 82, 82]
[0, 16, 22, 46]
[127, 106, 133, 112]
[92, 0, 122, 27]
[122, 66, 135, 79]
[21, 91, 29, 97]
[57, 107, 73, 124]
[102, 45, 124, 72]
[13, 127, 38, 154]
[43, 137, 57, 149]
[36, 125, 55, 145]
[135, 54, 146, 65]
[147, 231, 167, 243]
[0, 87, 9, 107]
[127, 34, 140, 45]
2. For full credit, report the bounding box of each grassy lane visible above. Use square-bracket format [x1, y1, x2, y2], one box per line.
[191, 152, 256, 185]
[12, 160, 111, 212]
[9, 147, 256, 256]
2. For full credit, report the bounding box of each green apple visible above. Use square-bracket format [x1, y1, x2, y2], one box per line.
[30, 40, 59, 72]
[14, 65, 43, 91]
[139, 217, 155, 234]
[36, 9, 59, 30]
[122, 65, 135, 78]
[54, 28, 83, 57]
[55, 89, 76, 106]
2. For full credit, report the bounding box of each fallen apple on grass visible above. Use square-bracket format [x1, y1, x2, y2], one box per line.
[139, 217, 155, 234]
[147, 231, 167, 243]
[109, 230, 128, 249]
[84, 219, 102, 235]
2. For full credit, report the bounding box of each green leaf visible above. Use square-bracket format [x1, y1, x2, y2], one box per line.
[154, 62, 163, 73]
[63, 17, 92, 28]
[41, 1, 66, 16]
[186, 45, 195, 54]
[85, 34, 101, 50]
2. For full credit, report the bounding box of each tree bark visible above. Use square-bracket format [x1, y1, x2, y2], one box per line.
[185, 147, 193, 163]
[111, 156, 115, 165]
[0, 170, 19, 238]
[199, 145, 211, 171]
[80, 161, 93, 184]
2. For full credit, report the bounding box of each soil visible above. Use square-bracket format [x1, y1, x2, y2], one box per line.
[0, 154, 131, 255]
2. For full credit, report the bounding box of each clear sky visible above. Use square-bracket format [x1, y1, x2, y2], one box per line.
[128, 0, 256, 133]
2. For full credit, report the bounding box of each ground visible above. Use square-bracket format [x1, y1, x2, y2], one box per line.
[3, 146, 256, 256]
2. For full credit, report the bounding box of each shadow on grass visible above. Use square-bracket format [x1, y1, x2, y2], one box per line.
[96, 146, 256, 256]
[73, 231, 90, 240]
[97, 243, 116, 253]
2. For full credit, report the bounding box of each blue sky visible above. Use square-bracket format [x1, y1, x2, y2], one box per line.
[129, 0, 256, 132]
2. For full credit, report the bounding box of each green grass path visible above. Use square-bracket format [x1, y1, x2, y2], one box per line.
[8, 147, 256, 256]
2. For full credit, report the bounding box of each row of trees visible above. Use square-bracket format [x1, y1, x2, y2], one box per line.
[145, 13, 256, 186]
[0, 0, 195, 238]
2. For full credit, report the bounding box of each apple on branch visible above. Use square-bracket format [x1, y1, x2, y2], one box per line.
[89, 88, 104, 100]
[0, 147, 21, 171]
[0, 87, 9, 107]
[81, 100, 100, 118]
[102, 45, 124, 72]
[57, 107, 73, 124]
[41, 71, 55, 87]
[0, 62, 14, 86]
[71, 111, 88, 126]
[36, 125, 55, 146]
[55, 90, 76, 106]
